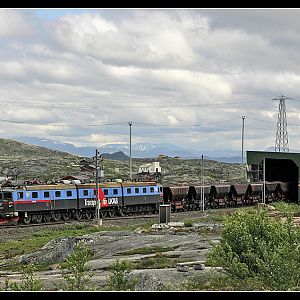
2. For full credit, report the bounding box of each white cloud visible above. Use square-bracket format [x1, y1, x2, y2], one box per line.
[0, 10, 34, 37]
[0, 9, 300, 152]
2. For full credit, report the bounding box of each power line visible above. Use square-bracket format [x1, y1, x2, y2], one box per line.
[134, 117, 241, 127]
[0, 98, 274, 109]
[247, 116, 300, 127]
[0, 119, 129, 127]
[0, 117, 241, 128]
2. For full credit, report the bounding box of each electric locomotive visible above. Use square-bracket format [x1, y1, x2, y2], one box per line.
[0, 181, 163, 225]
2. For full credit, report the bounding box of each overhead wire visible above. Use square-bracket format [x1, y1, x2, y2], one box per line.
[0, 117, 241, 127]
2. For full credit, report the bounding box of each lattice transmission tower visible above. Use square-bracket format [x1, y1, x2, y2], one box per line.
[273, 95, 292, 152]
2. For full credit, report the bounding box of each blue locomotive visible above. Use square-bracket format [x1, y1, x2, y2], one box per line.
[0, 181, 163, 225]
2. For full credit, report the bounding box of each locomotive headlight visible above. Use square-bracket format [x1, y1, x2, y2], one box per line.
[13, 212, 18, 217]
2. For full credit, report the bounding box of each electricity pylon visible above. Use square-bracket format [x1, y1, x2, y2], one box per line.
[273, 95, 292, 152]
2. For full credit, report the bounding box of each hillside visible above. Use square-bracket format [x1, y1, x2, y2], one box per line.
[0, 139, 81, 181]
[101, 157, 247, 185]
[0, 138, 246, 184]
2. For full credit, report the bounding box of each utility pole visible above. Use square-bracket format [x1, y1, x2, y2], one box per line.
[129, 121, 132, 181]
[95, 149, 102, 226]
[273, 95, 292, 152]
[241, 116, 245, 164]
[263, 157, 266, 205]
[201, 155, 204, 212]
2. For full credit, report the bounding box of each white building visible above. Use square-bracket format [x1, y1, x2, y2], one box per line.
[139, 162, 161, 173]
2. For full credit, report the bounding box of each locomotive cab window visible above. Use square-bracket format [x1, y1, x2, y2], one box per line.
[44, 191, 50, 198]
[143, 187, 147, 193]
[32, 192, 38, 198]
[55, 191, 61, 197]
[17, 192, 24, 199]
[127, 188, 131, 194]
[113, 189, 118, 195]
[135, 188, 139, 193]
[83, 190, 88, 196]
[103, 189, 108, 196]
[150, 187, 154, 193]
[67, 191, 72, 197]
[3, 192, 12, 199]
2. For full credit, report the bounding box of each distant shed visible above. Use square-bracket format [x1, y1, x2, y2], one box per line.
[246, 150, 300, 203]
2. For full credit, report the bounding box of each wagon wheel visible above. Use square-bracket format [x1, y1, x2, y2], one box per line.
[228, 200, 236, 208]
[43, 214, 52, 223]
[52, 212, 61, 222]
[74, 211, 83, 220]
[61, 212, 71, 221]
[32, 214, 43, 223]
[118, 209, 125, 217]
[210, 202, 218, 209]
[84, 211, 92, 220]
[21, 214, 31, 225]
[107, 210, 116, 218]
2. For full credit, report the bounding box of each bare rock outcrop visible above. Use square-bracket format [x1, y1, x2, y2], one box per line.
[18, 236, 94, 265]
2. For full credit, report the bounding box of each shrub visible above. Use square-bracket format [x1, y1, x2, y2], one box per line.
[184, 219, 194, 227]
[208, 208, 300, 290]
[105, 260, 137, 291]
[3, 264, 44, 291]
[58, 241, 93, 291]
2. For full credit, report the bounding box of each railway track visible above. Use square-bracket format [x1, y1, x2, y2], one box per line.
[0, 213, 159, 229]
[0, 209, 215, 229]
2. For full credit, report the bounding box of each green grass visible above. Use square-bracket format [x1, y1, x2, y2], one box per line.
[272, 201, 300, 214]
[1, 261, 52, 272]
[184, 219, 194, 227]
[0, 222, 154, 260]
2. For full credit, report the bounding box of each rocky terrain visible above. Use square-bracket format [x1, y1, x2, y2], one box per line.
[0, 210, 226, 291]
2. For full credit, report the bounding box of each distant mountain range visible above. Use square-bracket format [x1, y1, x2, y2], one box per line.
[13, 136, 245, 163]
[19, 136, 300, 163]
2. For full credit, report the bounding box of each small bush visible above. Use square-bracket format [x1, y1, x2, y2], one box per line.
[184, 219, 194, 227]
[3, 264, 44, 291]
[208, 208, 300, 290]
[57, 241, 93, 291]
[104, 260, 137, 291]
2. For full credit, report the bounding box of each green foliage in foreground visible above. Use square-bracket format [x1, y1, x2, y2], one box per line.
[3, 264, 44, 291]
[272, 201, 300, 214]
[208, 208, 300, 290]
[104, 260, 138, 291]
[57, 241, 93, 291]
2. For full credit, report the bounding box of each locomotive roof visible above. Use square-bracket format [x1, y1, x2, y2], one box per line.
[2, 181, 160, 191]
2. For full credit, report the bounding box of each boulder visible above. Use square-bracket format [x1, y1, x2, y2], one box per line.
[18, 237, 94, 265]
[127, 272, 165, 291]
[151, 224, 170, 229]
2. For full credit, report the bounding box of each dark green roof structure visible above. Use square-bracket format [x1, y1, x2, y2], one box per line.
[246, 150, 300, 203]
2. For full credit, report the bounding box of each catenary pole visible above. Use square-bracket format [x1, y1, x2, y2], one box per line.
[241, 116, 245, 164]
[201, 155, 204, 212]
[129, 121, 132, 181]
[95, 149, 102, 226]
[263, 158, 266, 204]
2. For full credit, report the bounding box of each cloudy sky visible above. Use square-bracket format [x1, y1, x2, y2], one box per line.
[1, 8, 300, 152]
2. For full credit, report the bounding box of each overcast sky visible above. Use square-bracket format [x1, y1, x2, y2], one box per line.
[1, 8, 300, 152]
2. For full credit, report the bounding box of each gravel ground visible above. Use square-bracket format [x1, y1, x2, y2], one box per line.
[0, 209, 225, 242]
